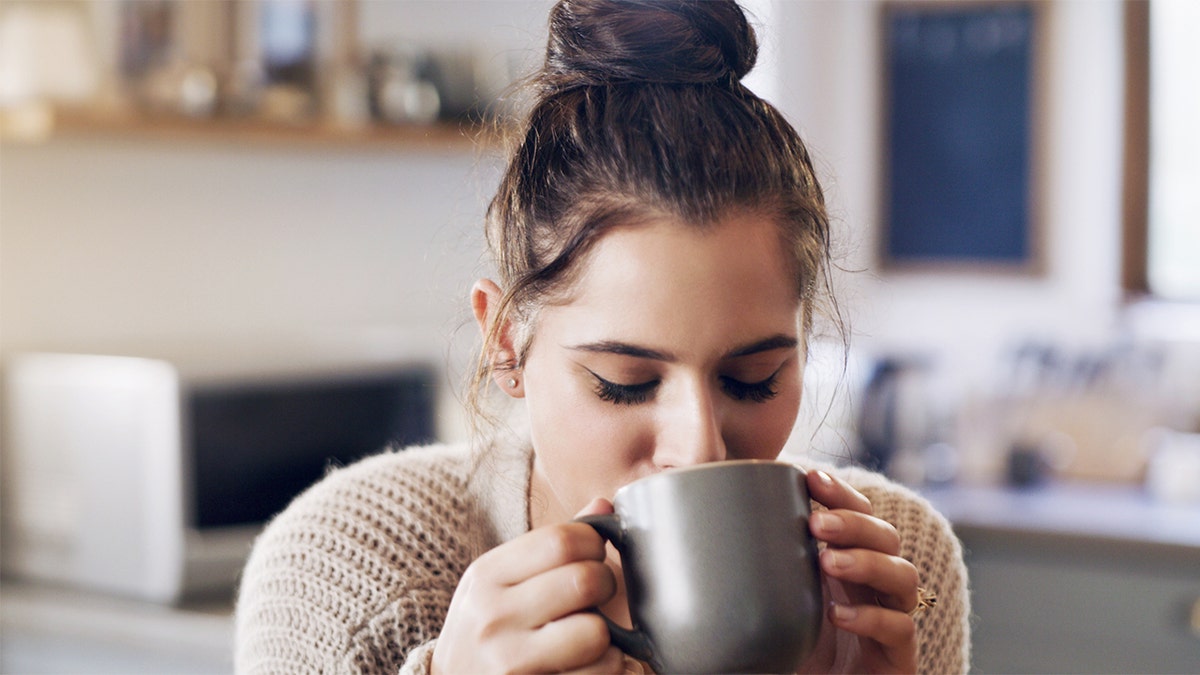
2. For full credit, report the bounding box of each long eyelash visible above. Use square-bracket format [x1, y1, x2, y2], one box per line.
[589, 371, 658, 405]
[720, 372, 781, 403]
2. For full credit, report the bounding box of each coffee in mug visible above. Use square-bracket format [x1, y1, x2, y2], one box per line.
[579, 460, 822, 674]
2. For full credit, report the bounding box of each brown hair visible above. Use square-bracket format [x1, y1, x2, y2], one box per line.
[469, 0, 837, 431]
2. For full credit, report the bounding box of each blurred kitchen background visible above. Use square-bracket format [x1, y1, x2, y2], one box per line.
[1, 0, 1197, 673]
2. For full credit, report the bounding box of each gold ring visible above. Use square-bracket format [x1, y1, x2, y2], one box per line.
[910, 586, 937, 616]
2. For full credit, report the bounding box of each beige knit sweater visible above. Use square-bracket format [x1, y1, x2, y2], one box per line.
[235, 435, 971, 674]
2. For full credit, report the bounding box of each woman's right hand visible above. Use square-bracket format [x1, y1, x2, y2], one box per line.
[431, 499, 626, 674]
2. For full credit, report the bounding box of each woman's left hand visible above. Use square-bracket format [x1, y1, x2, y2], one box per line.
[799, 469, 920, 674]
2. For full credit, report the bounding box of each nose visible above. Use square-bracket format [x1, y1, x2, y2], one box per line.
[654, 381, 727, 469]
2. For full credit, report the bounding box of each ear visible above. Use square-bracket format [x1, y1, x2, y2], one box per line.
[471, 278, 524, 397]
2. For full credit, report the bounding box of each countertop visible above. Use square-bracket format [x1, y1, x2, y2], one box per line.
[0, 581, 234, 674]
[920, 480, 1200, 550]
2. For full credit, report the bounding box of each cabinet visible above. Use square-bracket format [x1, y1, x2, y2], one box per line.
[924, 484, 1200, 673]
[960, 528, 1199, 673]
[0, 582, 233, 673]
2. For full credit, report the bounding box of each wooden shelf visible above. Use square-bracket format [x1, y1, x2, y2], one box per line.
[45, 109, 505, 154]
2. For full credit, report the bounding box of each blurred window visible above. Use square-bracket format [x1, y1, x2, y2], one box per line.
[1124, 0, 1200, 301]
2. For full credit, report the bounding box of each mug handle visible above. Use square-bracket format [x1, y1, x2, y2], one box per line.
[575, 514, 656, 666]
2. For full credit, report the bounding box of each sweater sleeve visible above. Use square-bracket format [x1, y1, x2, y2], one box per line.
[399, 640, 437, 675]
[234, 446, 477, 675]
[849, 473, 972, 674]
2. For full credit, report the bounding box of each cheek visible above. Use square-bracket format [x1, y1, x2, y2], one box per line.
[523, 364, 652, 504]
[730, 383, 802, 460]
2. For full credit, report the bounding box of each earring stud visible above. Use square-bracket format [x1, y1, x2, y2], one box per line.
[507, 377, 518, 389]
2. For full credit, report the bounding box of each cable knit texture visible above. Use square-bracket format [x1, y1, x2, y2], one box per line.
[235, 435, 970, 674]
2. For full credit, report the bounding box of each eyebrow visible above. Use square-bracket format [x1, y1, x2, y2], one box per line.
[570, 341, 674, 361]
[568, 334, 798, 362]
[726, 334, 799, 358]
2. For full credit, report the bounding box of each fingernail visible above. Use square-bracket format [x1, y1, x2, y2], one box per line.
[813, 511, 843, 535]
[814, 470, 834, 489]
[831, 603, 858, 622]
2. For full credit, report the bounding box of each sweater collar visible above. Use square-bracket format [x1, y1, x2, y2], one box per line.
[467, 423, 535, 549]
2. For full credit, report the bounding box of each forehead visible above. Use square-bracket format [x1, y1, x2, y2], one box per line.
[539, 212, 802, 350]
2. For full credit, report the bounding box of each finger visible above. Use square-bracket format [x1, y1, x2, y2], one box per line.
[819, 548, 919, 613]
[476, 523, 608, 586]
[805, 469, 873, 515]
[506, 559, 617, 626]
[560, 646, 640, 674]
[525, 611, 613, 673]
[809, 509, 901, 555]
[828, 603, 918, 671]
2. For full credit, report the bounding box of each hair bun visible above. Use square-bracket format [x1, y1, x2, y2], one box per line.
[544, 0, 758, 88]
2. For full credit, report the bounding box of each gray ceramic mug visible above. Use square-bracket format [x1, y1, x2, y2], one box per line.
[578, 460, 822, 674]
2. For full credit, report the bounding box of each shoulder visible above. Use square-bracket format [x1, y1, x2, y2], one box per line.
[234, 442, 483, 673]
[253, 442, 482, 579]
[825, 464, 957, 556]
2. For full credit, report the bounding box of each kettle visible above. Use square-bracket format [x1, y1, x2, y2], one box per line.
[856, 355, 933, 475]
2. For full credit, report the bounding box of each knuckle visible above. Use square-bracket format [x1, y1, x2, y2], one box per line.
[900, 559, 920, 589]
[462, 592, 516, 643]
[894, 614, 917, 643]
[880, 518, 900, 543]
[848, 484, 874, 514]
[466, 546, 506, 584]
[543, 524, 589, 565]
[873, 516, 902, 542]
[555, 523, 608, 564]
[888, 556, 920, 598]
[568, 561, 616, 604]
[476, 608, 511, 642]
[576, 613, 613, 652]
[460, 555, 486, 584]
[453, 567, 491, 617]
[571, 522, 608, 559]
[598, 645, 628, 671]
[873, 517, 903, 556]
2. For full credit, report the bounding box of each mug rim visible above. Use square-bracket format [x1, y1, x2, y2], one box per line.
[613, 459, 803, 498]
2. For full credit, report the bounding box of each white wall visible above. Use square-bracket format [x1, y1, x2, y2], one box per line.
[773, 0, 1126, 388]
[0, 138, 491, 342]
[0, 0, 1169, 446]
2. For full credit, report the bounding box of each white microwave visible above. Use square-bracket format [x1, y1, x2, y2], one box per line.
[2, 348, 437, 603]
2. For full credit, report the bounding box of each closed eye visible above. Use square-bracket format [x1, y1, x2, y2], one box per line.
[719, 369, 781, 403]
[587, 369, 659, 405]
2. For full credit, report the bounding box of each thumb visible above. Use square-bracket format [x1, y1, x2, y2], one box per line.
[574, 497, 615, 518]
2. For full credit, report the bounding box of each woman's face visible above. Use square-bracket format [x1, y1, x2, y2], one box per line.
[520, 211, 805, 525]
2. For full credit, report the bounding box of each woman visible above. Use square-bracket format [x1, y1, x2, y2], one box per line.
[234, 1, 970, 673]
